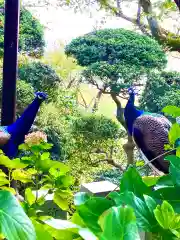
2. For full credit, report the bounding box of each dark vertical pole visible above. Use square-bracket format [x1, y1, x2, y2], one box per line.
[1, 0, 20, 126]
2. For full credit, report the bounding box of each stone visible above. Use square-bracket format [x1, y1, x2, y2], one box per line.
[80, 180, 119, 197]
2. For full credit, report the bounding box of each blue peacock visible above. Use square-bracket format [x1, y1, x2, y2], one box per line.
[124, 87, 177, 174]
[0, 92, 47, 159]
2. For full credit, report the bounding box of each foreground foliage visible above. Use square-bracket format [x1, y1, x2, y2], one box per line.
[0, 106, 178, 239]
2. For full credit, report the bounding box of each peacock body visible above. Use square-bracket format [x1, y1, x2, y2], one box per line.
[0, 92, 47, 159]
[124, 88, 174, 174]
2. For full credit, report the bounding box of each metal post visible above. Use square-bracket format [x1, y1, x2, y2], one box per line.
[1, 0, 20, 126]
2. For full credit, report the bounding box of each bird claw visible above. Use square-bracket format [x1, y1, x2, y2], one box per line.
[35, 92, 48, 101]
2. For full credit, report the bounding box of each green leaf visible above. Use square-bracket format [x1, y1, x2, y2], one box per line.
[0, 155, 16, 169]
[12, 169, 32, 183]
[0, 176, 10, 186]
[25, 188, 36, 206]
[154, 201, 175, 229]
[49, 162, 70, 176]
[153, 187, 180, 213]
[142, 176, 160, 187]
[41, 152, 50, 160]
[44, 218, 97, 240]
[53, 190, 69, 210]
[0, 190, 36, 240]
[0, 155, 28, 169]
[11, 158, 28, 169]
[162, 106, 180, 118]
[156, 174, 174, 189]
[32, 219, 53, 240]
[77, 197, 113, 234]
[0, 187, 16, 195]
[109, 191, 158, 232]
[71, 212, 85, 228]
[120, 166, 151, 198]
[78, 228, 97, 240]
[58, 175, 74, 187]
[168, 123, 180, 146]
[43, 218, 81, 240]
[0, 170, 7, 178]
[99, 205, 140, 240]
[165, 155, 180, 186]
[74, 192, 91, 206]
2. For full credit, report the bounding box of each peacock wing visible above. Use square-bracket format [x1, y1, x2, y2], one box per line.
[133, 115, 171, 173]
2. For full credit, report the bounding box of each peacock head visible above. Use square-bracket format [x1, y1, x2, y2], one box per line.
[35, 92, 48, 102]
[127, 87, 137, 103]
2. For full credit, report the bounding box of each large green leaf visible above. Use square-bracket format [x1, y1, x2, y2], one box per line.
[12, 169, 33, 183]
[165, 155, 180, 186]
[74, 192, 91, 206]
[153, 187, 180, 213]
[44, 218, 96, 240]
[0, 155, 27, 169]
[168, 123, 180, 146]
[162, 106, 180, 118]
[142, 176, 160, 187]
[156, 174, 174, 189]
[77, 197, 113, 234]
[99, 205, 140, 240]
[25, 188, 36, 206]
[53, 189, 71, 210]
[0, 190, 36, 240]
[154, 201, 180, 238]
[32, 219, 53, 240]
[109, 191, 158, 232]
[120, 167, 152, 198]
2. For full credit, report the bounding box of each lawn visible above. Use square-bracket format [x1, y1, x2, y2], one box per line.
[78, 84, 127, 121]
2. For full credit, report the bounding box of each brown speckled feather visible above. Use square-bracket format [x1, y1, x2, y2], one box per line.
[133, 115, 172, 173]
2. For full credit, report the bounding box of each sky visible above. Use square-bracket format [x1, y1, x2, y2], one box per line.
[27, 3, 180, 71]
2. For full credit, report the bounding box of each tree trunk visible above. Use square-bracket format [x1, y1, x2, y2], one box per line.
[92, 90, 103, 113]
[111, 93, 135, 165]
[139, 0, 180, 51]
[123, 134, 135, 165]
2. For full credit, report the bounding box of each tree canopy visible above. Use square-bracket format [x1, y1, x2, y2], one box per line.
[18, 61, 61, 97]
[65, 28, 167, 93]
[0, 3, 45, 57]
[139, 71, 180, 113]
[24, 0, 180, 52]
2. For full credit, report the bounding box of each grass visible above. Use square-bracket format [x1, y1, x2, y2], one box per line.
[78, 83, 127, 121]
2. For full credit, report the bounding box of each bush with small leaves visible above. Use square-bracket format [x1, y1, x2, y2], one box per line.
[0, 79, 34, 115]
[140, 71, 180, 113]
[0, 3, 45, 57]
[18, 61, 61, 98]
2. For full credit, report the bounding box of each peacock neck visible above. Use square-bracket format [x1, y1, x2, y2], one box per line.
[124, 94, 143, 135]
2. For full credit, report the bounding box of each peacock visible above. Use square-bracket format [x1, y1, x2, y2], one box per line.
[0, 92, 47, 159]
[124, 87, 175, 174]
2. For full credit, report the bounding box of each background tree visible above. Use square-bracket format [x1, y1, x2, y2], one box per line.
[0, 79, 34, 115]
[23, 0, 180, 52]
[18, 61, 61, 99]
[0, 2, 45, 57]
[139, 71, 180, 113]
[65, 28, 167, 165]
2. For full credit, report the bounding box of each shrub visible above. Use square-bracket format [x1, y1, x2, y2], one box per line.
[0, 3, 45, 57]
[18, 61, 61, 98]
[0, 79, 34, 115]
[140, 71, 180, 112]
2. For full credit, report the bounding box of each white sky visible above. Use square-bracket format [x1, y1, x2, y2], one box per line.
[26, 4, 180, 71]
